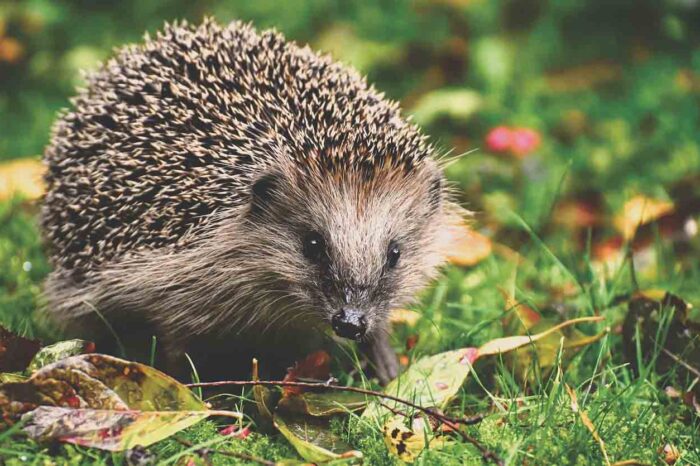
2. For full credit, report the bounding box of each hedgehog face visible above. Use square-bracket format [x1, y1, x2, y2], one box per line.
[244, 161, 448, 341]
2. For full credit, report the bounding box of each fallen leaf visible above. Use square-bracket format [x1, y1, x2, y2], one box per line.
[592, 236, 625, 264]
[622, 292, 699, 388]
[501, 298, 606, 381]
[0, 373, 27, 383]
[681, 391, 700, 415]
[363, 316, 603, 420]
[273, 413, 362, 463]
[27, 339, 95, 373]
[219, 423, 251, 439]
[383, 415, 446, 463]
[22, 406, 217, 451]
[277, 391, 366, 417]
[283, 351, 331, 396]
[499, 290, 541, 332]
[658, 443, 681, 465]
[614, 195, 674, 240]
[554, 199, 602, 230]
[477, 316, 604, 357]
[445, 225, 493, 267]
[363, 348, 475, 421]
[390, 309, 421, 327]
[0, 37, 24, 63]
[0, 354, 241, 450]
[0, 326, 41, 373]
[0, 158, 44, 201]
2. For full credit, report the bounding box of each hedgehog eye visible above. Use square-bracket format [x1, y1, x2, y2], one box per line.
[303, 231, 326, 263]
[387, 241, 401, 269]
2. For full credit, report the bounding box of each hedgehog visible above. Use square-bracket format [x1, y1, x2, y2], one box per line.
[40, 19, 463, 384]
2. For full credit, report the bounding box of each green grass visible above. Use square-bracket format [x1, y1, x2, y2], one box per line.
[1, 192, 698, 465]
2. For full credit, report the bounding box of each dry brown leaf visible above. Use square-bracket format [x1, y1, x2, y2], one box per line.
[614, 195, 674, 240]
[0, 158, 45, 201]
[658, 444, 681, 465]
[0, 37, 24, 63]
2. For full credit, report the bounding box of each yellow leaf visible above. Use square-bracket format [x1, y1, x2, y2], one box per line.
[477, 316, 604, 357]
[389, 309, 421, 327]
[383, 416, 446, 463]
[445, 225, 492, 267]
[274, 414, 362, 463]
[614, 195, 674, 240]
[0, 159, 45, 201]
[365, 317, 604, 421]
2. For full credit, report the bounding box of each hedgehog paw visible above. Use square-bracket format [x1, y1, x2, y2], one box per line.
[362, 332, 399, 385]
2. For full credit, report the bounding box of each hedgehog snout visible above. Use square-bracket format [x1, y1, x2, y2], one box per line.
[331, 307, 367, 341]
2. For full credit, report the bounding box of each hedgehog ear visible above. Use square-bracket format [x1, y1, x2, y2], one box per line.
[250, 172, 280, 215]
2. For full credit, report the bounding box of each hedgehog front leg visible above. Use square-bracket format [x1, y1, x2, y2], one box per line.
[361, 332, 399, 385]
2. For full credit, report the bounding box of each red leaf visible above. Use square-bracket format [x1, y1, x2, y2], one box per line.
[459, 348, 479, 366]
[405, 335, 419, 351]
[283, 350, 331, 396]
[0, 326, 41, 372]
[219, 424, 251, 439]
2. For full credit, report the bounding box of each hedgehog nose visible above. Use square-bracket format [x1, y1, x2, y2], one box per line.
[332, 308, 367, 341]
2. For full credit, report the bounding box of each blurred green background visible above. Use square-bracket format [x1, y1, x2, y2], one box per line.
[3, 0, 700, 319]
[2, 0, 700, 218]
[2, 0, 700, 334]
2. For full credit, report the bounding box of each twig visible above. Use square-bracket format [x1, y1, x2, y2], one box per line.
[188, 379, 483, 425]
[442, 419, 504, 466]
[662, 348, 700, 379]
[188, 379, 500, 464]
[173, 436, 275, 466]
[378, 400, 409, 417]
[378, 401, 502, 465]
